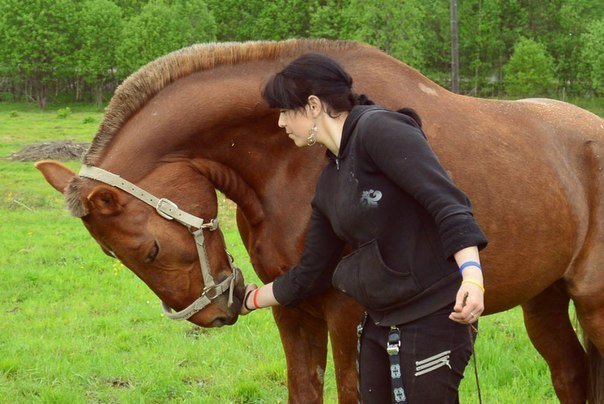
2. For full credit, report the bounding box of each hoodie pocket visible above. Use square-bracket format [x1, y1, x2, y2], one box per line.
[332, 239, 421, 310]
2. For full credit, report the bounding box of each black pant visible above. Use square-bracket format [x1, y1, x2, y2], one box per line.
[358, 304, 476, 404]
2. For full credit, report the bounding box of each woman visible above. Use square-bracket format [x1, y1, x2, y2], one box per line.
[241, 53, 488, 403]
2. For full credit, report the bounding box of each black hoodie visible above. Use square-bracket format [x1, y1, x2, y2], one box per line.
[273, 105, 488, 326]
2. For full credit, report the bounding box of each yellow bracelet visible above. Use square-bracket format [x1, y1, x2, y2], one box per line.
[462, 279, 485, 293]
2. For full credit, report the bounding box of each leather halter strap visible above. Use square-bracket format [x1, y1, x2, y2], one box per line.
[79, 165, 237, 321]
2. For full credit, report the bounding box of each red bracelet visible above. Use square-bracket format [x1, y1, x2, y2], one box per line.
[253, 288, 260, 309]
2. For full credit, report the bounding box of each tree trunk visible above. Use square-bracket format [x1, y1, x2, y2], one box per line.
[95, 83, 103, 110]
[450, 0, 460, 94]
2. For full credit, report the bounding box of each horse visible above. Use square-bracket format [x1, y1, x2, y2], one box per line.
[36, 39, 604, 403]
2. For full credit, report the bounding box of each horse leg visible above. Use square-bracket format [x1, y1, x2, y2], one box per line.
[522, 282, 587, 403]
[568, 266, 604, 403]
[575, 301, 604, 404]
[272, 306, 328, 404]
[325, 293, 364, 403]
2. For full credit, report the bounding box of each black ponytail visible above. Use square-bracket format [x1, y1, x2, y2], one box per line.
[396, 107, 422, 128]
[355, 93, 375, 106]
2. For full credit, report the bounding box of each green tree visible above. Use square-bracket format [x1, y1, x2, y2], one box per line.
[0, 0, 79, 108]
[207, 0, 317, 41]
[503, 37, 555, 97]
[578, 19, 604, 95]
[206, 0, 261, 41]
[76, 0, 123, 109]
[339, 0, 426, 69]
[117, 0, 216, 77]
[170, 0, 216, 43]
[112, 0, 148, 17]
[309, 0, 349, 39]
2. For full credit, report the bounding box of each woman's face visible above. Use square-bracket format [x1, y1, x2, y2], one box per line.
[278, 106, 313, 147]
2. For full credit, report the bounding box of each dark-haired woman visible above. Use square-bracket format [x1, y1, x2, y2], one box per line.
[241, 53, 488, 403]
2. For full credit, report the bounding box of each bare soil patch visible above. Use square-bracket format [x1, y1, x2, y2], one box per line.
[9, 140, 90, 161]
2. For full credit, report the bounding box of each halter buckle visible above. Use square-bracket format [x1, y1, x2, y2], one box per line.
[201, 218, 219, 231]
[156, 198, 178, 220]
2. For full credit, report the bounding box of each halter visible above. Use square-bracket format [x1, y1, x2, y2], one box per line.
[79, 165, 238, 321]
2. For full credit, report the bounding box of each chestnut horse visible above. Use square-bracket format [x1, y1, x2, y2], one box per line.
[37, 40, 603, 403]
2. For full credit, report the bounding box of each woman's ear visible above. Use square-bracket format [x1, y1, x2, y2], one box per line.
[307, 95, 322, 117]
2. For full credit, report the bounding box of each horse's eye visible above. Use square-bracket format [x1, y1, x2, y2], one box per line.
[145, 241, 160, 264]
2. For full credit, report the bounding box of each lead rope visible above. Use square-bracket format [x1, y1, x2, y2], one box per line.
[463, 292, 483, 404]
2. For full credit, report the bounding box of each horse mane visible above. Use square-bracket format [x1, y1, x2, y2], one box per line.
[83, 39, 366, 166]
[67, 39, 368, 217]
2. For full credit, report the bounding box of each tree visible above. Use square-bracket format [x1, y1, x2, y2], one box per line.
[309, 0, 349, 39]
[503, 37, 555, 97]
[170, 0, 216, 43]
[578, 19, 604, 95]
[458, 0, 528, 96]
[0, 0, 80, 108]
[117, 0, 216, 77]
[76, 0, 123, 109]
[339, 0, 427, 69]
[206, 0, 263, 41]
[450, 0, 460, 93]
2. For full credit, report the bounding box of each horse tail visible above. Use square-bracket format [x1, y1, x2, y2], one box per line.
[586, 338, 604, 403]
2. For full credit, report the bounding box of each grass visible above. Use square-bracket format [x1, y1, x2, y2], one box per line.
[2, 100, 601, 403]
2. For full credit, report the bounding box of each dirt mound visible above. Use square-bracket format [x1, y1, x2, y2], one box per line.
[9, 140, 90, 162]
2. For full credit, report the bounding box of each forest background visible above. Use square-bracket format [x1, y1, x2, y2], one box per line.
[0, 0, 602, 110]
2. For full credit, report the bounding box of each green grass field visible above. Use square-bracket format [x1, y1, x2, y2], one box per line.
[2, 99, 600, 403]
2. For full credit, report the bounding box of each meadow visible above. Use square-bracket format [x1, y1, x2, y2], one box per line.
[2, 99, 600, 403]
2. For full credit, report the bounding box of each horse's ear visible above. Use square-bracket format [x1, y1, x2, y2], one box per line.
[35, 160, 76, 193]
[86, 185, 123, 216]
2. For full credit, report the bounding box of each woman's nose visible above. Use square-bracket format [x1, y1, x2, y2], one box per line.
[278, 114, 286, 128]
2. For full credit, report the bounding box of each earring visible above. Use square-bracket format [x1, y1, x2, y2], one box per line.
[307, 122, 318, 146]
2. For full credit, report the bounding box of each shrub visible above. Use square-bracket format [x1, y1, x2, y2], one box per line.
[82, 116, 96, 124]
[504, 37, 555, 98]
[56, 107, 72, 119]
[9, 111, 19, 117]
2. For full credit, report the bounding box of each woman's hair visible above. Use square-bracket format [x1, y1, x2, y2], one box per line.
[262, 53, 423, 128]
[262, 53, 373, 116]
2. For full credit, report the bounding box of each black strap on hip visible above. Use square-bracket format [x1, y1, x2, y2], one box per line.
[356, 313, 367, 404]
[387, 326, 407, 403]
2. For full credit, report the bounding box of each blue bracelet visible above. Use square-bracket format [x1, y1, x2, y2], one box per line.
[459, 261, 482, 273]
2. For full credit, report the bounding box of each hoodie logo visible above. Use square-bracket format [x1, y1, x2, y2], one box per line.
[360, 189, 382, 208]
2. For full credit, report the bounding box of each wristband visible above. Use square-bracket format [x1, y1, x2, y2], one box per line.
[243, 289, 256, 311]
[459, 261, 482, 273]
[253, 288, 260, 309]
[462, 279, 485, 293]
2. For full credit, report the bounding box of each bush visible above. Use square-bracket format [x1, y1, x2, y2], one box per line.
[9, 110, 19, 117]
[82, 116, 96, 124]
[504, 37, 555, 98]
[56, 107, 72, 119]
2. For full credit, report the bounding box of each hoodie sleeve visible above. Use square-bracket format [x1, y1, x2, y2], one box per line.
[360, 111, 487, 259]
[273, 204, 345, 307]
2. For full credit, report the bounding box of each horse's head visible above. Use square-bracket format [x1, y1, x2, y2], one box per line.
[36, 160, 246, 327]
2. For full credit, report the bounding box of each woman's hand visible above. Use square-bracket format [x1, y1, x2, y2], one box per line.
[449, 280, 484, 324]
[240, 284, 258, 315]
